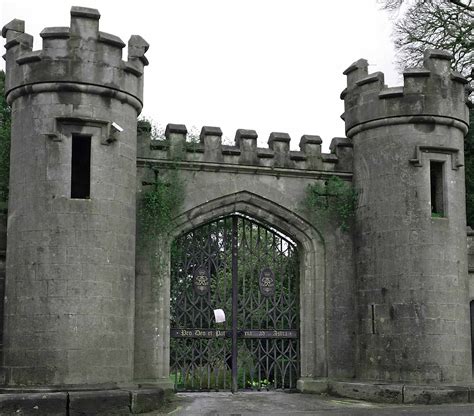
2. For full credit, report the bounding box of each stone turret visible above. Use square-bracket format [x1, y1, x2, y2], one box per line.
[2, 6, 148, 386]
[342, 50, 471, 383]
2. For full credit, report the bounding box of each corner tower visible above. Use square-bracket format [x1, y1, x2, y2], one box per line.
[2, 7, 148, 386]
[342, 50, 471, 383]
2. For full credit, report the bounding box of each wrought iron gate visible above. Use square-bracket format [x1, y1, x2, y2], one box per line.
[170, 215, 299, 392]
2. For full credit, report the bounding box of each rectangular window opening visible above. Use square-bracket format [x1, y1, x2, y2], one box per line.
[471, 301, 474, 376]
[71, 134, 91, 199]
[371, 304, 376, 334]
[430, 161, 444, 217]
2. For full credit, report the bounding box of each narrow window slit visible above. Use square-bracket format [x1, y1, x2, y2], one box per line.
[371, 304, 376, 334]
[71, 134, 91, 199]
[470, 301, 474, 375]
[430, 161, 444, 217]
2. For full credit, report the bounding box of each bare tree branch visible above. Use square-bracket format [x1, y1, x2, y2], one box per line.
[381, 0, 473, 85]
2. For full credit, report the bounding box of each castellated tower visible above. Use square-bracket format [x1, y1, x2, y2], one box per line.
[2, 7, 148, 386]
[342, 50, 471, 383]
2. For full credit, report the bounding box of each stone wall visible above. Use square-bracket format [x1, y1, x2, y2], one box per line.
[1, 7, 148, 386]
[343, 49, 471, 383]
[134, 124, 357, 384]
[0, 210, 6, 379]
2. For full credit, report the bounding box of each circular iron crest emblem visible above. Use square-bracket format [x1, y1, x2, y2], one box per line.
[259, 267, 275, 297]
[193, 266, 209, 295]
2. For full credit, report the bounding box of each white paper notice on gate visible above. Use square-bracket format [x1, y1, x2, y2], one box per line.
[213, 309, 226, 323]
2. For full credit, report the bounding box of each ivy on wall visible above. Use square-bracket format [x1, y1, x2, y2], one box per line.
[140, 167, 183, 236]
[139, 163, 184, 297]
[0, 71, 11, 209]
[303, 176, 357, 232]
[138, 117, 186, 298]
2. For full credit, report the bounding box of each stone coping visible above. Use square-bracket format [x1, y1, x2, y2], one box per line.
[297, 378, 474, 405]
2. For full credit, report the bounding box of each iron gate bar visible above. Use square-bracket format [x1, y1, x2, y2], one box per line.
[170, 214, 299, 392]
[231, 216, 238, 393]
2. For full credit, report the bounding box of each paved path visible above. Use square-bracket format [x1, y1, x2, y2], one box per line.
[145, 391, 474, 415]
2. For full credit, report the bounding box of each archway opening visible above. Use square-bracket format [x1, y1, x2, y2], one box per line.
[169, 214, 300, 392]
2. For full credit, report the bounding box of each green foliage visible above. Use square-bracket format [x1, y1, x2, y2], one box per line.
[139, 164, 184, 298]
[248, 378, 273, 390]
[0, 70, 11, 207]
[140, 168, 184, 237]
[304, 176, 357, 232]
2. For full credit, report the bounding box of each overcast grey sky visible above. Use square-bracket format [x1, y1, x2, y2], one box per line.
[1, 0, 401, 151]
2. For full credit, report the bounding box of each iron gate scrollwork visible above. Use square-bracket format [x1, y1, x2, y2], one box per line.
[170, 215, 299, 392]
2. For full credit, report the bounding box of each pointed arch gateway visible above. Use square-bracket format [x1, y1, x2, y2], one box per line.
[171, 214, 300, 391]
[134, 191, 327, 391]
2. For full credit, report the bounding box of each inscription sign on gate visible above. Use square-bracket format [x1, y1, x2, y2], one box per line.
[171, 329, 228, 338]
[259, 267, 275, 296]
[193, 266, 209, 295]
[170, 328, 298, 339]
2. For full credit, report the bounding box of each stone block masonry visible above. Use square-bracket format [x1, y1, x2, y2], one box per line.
[0, 388, 165, 415]
[343, 49, 471, 383]
[1, 3, 473, 411]
[2, 6, 148, 387]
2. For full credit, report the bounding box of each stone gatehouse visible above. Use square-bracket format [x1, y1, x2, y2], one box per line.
[0, 5, 473, 408]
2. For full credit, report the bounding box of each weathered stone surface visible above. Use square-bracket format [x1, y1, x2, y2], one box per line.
[403, 385, 470, 404]
[328, 381, 403, 404]
[343, 48, 471, 385]
[2, 5, 143, 387]
[68, 390, 130, 416]
[130, 388, 164, 414]
[1, 3, 472, 400]
[0, 392, 67, 416]
[297, 378, 328, 394]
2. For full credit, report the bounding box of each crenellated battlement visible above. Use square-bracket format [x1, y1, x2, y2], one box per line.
[137, 122, 353, 175]
[341, 49, 470, 138]
[2, 6, 148, 111]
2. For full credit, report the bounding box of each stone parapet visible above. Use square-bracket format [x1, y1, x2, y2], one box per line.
[341, 49, 470, 138]
[2, 6, 148, 111]
[137, 122, 353, 174]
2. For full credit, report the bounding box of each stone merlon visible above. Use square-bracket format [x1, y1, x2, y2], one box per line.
[141, 124, 349, 173]
[341, 49, 470, 138]
[2, 6, 149, 111]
